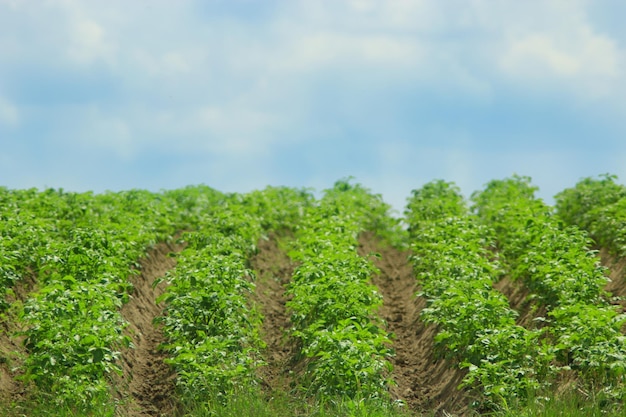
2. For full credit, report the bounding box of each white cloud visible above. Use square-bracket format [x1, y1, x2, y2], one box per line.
[130, 48, 196, 79]
[293, 0, 443, 34]
[0, 95, 19, 126]
[69, 106, 134, 159]
[67, 17, 117, 66]
[192, 105, 282, 153]
[272, 32, 427, 74]
[162, 52, 191, 74]
[500, 34, 580, 77]
[2, 0, 625, 197]
[499, 26, 620, 98]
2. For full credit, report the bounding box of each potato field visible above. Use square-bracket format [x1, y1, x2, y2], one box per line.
[0, 176, 625, 417]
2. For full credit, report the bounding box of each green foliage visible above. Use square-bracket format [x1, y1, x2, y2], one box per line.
[404, 179, 467, 236]
[238, 186, 315, 231]
[407, 181, 555, 409]
[157, 204, 266, 403]
[554, 174, 626, 229]
[286, 182, 393, 400]
[472, 175, 626, 401]
[162, 184, 226, 229]
[0, 187, 195, 409]
[511, 222, 609, 306]
[323, 178, 404, 245]
[555, 175, 626, 256]
[20, 278, 130, 409]
[3, 178, 626, 415]
[470, 175, 550, 260]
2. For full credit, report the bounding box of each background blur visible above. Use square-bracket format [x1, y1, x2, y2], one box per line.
[1, 0, 625, 212]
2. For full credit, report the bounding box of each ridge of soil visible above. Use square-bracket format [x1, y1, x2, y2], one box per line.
[358, 232, 471, 416]
[599, 249, 626, 311]
[117, 240, 184, 417]
[0, 273, 36, 406]
[493, 276, 547, 329]
[249, 234, 296, 395]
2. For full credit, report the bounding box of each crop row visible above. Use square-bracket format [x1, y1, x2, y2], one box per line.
[555, 174, 626, 257]
[156, 187, 314, 404]
[471, 176, 626, 397]
[405, 180, 554, 408]
[157, 209, 265, 402]
[286, 181, 394, 400]
[0, 188, 205, 409]
[0, 182, 396, 408]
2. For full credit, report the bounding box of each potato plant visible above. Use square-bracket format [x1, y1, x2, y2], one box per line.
[157, 223, 265, 402]
[3, 188, 192, 409]
[286, 182, 393, 400]
[406, 180, 554, 408]
[2, 177, 626, 415]
[555, 174, 626, 256]
[471, 176, 626, 398]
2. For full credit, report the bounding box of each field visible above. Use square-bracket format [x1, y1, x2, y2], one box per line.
[0, 175, 625, 417]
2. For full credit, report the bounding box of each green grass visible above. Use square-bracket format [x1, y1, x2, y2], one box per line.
[180, 388, 416, 417]
[2, 386, 624, 417]
[499, 403, 623, 417]
[495, 390, 624, 417]
[0, 392, 117, 417]
[185, 387, 624, 417]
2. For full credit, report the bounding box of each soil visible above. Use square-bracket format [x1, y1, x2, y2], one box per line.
[250, 232, 472, 415]
[249, 234, 297, 395]
[3, 232, 626, 416]
[599, 249, 626, 312]
[0, 273, 35, 406]
[493, 276, 547, 329]
[117, 241, 185, 417]
[358, 232, 471, 416]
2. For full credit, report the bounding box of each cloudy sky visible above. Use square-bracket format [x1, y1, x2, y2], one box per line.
[1, 0, 625, 212]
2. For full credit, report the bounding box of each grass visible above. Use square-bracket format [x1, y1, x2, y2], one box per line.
[180, 388, 417, 417]
[0, 392, 117, 417]
[1, 386, 624, 416]
[495, 389, 624, 417]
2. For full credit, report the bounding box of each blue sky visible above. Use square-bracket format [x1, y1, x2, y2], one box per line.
[1, 0, 625, 212]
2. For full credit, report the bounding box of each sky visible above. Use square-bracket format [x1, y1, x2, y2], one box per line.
[1, 0, 625, 213]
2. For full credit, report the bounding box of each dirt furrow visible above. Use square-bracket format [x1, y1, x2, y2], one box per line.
[249, 235, 296, 395]
[0, 273, 36, 407]
[358, 232, 470, 416]
[599, 249, 626, 312]
[493, 277, 547, 329]
[118, 241, 184, 417]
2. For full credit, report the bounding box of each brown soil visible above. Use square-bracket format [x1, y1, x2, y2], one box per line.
[117, 241, 185, 417]
[0, 331, 23, 406]
[358, 232, 471, 416]
[0, 273, 35, 406]
[599, 249, 626, 311]
[249, 235, 297, 394]
[493, 276, 547, 328]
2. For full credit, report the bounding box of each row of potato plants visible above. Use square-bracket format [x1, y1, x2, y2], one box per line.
[0, 187, 217, 409]
[554, 174, 626, 257]
[286, 181, 394, 400]
[156, 209, 264, 403]
[470, 176, 626, 398]
[156, 186, 314, 404]
[405, 180, 555, 408]
[0, 188, 56, 311]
